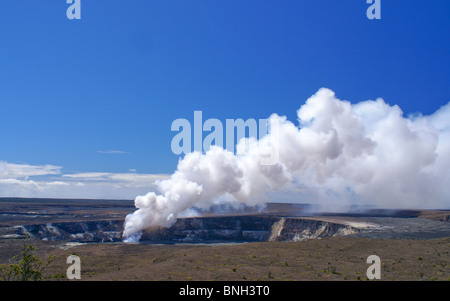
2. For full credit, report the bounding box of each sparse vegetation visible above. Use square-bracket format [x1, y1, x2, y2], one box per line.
[0, 236, 443, 281]
[0, 242, 55, 281]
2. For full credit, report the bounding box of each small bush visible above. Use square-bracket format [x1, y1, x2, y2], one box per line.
[0, 244, 55, 281]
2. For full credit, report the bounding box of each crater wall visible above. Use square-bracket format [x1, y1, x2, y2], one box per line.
[9, 216, 358, 243]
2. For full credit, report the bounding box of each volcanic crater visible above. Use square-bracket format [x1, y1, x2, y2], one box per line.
[1, 199, 449, 244]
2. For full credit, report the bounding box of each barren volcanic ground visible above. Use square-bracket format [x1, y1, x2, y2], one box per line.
[0, 198, 449, 281]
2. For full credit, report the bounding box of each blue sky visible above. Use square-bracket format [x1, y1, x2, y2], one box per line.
[0, 1, 449, 199]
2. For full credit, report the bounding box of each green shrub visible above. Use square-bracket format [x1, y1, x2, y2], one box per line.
[0, 244, 54, 281]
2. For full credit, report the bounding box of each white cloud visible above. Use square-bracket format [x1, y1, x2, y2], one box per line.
[97, 150, 130, 155]
[0, 161, 61, 179]
[62, 172, 169, 184]
[62, 172, 111, 179]
[0, 161, 169, 199]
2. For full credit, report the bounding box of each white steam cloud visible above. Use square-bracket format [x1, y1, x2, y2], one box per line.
[123, 88, 450, 242]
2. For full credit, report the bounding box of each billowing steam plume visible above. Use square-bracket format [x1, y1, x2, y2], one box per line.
[123, 88, 450, 242]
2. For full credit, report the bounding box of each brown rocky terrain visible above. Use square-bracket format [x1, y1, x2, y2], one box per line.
[0, 236, 448, 281]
